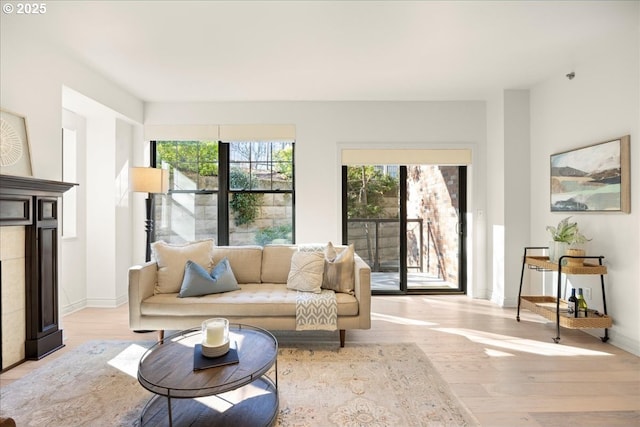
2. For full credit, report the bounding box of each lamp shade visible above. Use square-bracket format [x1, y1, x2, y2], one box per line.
[130, 167, 169, 193]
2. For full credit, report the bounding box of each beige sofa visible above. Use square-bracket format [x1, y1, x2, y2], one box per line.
[128, 243, 371, 347]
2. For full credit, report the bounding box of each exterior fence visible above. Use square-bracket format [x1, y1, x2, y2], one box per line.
[347, 218, 444, 280]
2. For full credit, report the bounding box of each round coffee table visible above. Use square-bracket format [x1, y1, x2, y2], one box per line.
[137, 323, 278, 426]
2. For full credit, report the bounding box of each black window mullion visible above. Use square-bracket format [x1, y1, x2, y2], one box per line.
[400, 166, 408, 293]
[218, 142, 229, 245]
[150, 141, 157, 167]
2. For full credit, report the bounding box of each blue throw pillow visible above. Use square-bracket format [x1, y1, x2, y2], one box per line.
[178, 258, 239, 298]
[210, 257, 240, 292]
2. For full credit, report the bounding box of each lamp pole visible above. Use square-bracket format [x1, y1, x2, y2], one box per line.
[130, 166, 168, 334]
[144, 195, 155, 262]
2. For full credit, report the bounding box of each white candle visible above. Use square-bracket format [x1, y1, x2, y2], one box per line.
[206, 323, 225, 346]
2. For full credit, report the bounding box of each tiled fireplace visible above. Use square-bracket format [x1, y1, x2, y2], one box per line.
[0, 175, 75, 371]
[0, 226, 27, 369]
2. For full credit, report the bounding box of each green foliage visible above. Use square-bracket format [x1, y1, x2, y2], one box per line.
[230, 169, 250, 189]
[546, 216, 590, 244]
[346, 166, 398, 218]
[230, 193, 261, 226]
[229, 169, 261, 226]
[274, 146, 294, 180]
[255, 224, 292, 246]
[156, 141, 219, 177]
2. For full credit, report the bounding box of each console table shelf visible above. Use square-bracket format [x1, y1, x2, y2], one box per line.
[517, 247, 611, 343]
[519, 296, 612, 329]
[524, 256, 607, 275]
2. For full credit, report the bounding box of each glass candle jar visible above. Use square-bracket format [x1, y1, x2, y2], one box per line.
[201, 318, 229, 347]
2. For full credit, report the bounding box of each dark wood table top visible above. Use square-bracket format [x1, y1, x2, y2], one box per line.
[138, 324, 278, 399]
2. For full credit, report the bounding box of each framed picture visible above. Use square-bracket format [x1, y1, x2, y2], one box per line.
[0, 108, 33, 177]
[550, 135, 630, 213]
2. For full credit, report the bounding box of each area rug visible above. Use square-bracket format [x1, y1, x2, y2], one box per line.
[0, 340, 477, 426]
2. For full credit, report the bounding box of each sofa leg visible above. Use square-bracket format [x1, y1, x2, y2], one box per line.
[339, 329, 345, 347]
[158, 330, 165, 343]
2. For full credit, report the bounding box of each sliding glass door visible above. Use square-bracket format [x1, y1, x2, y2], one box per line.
[345, 165, 401, 291]
[344, 164, 466, 294]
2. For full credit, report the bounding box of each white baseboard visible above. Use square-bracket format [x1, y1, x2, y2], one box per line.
[85, 294, 128, 308]
[61, 299, 87, 316]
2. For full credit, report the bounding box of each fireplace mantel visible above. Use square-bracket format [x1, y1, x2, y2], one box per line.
[0, 174, 76, 196]
[1, 174, 76, 367]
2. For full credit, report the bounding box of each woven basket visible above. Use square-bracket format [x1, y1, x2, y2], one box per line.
[520, 296, 612, 329]
[566, 248, 585, 267]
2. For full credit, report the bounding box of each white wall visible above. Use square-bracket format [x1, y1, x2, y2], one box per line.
[486, 90, 532, 307]
[528, 25, 640, 355]
[0, 25, 144, 314]
[502, 90, 531, 307]
[144, 101, 488, 295]
[115, 119, 134, 305]
[60, 110, 88, 314]
[0, 29, 143, 181]
[485, 93, 505, 303]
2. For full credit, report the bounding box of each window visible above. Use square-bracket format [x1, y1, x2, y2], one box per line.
[153, 140, 294, 246]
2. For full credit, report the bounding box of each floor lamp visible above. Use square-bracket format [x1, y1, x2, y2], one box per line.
[130, 167, 169, 262]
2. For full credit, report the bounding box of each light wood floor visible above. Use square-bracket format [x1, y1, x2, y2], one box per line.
[2, 295, 639, 426]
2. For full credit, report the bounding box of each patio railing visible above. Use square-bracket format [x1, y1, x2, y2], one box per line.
[347, 218, 443, 279]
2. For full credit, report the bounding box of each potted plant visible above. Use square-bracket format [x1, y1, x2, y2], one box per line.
[546, 216, 590, 264]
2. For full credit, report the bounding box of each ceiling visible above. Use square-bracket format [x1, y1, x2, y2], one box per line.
[5, 1, 638, 102]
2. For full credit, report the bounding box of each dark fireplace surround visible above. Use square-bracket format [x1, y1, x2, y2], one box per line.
[0, 175, 75, 369]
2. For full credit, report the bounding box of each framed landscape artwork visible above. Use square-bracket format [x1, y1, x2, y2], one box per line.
[550, 135, 630, 213]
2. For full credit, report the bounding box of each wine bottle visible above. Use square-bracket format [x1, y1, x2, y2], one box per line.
[577, 288, 588, 317]
[567, 288, 577, 317]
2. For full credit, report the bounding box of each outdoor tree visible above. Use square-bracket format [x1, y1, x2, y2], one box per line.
[346, 166, 398, 219]
[346, 166, 398, 265]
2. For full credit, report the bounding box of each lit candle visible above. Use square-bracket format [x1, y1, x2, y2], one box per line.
[206, 323, 225, 346]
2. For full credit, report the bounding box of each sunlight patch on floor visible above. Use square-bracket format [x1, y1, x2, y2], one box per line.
[484, 348, 515, 357]
[372, 312, 438, 326]
[194, 380, 272, 413]
[434, 328, 613, 357]
[108, 343, 148, 378]
[420, 297, 554, 324]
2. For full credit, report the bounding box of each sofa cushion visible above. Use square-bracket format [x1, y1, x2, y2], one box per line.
[261, 245, 296, 283]
[178, 258, 239, 298]
[141, 283, 359, 317]
[211, 246, 262, 284]
[151, 239, 214, 294]
[286, 251, 324, 293]
[322, 242, 355, 294]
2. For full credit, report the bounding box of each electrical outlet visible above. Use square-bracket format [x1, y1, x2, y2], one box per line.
[583, 287, 592, 301]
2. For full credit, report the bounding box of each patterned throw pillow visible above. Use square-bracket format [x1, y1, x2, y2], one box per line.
[322, 242, 355, 294]
[286, 251, 325, 293]
[296, 243, 327, 253]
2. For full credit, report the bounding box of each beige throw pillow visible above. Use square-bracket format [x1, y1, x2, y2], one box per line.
[286, 251, 324, 293]
[322, 242, 355, 294]
[151, 239, 214, 294]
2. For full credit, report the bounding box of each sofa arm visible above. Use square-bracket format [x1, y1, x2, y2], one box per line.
[128, 261, 157, 330]
[353, 254, 372, 329]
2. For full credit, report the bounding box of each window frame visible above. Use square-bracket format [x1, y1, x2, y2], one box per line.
[151, 140, 295, 246]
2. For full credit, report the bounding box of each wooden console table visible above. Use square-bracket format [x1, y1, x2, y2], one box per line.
[516, 246, 612, 343]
